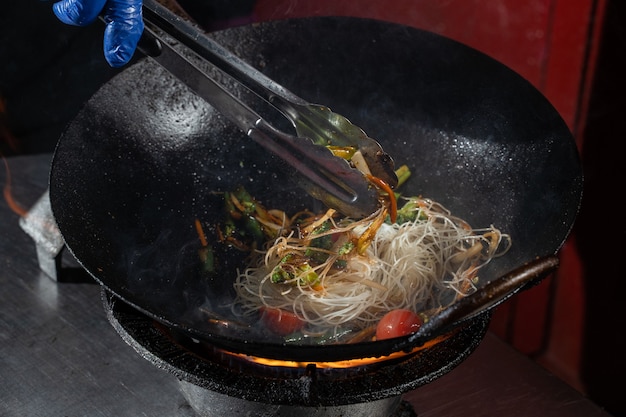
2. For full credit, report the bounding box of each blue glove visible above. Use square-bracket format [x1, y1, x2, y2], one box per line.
[53, 0, 144, 68]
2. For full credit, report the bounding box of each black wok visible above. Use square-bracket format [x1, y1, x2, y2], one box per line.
[49, 17, 582, 362]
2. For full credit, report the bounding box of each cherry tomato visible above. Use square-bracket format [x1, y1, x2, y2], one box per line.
[376, 309, 423, 340]
[260, 307, 305, 336]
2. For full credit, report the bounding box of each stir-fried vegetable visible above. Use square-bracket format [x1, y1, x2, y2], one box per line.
[198, 165, 511, 344]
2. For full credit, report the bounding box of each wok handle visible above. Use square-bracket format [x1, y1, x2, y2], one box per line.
[410, 255, 560, 341]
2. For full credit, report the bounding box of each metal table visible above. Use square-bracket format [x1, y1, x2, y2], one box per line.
[0, 153, 612, 417]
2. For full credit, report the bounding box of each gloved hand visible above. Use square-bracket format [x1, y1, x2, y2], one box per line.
[53, 0, 144, 68]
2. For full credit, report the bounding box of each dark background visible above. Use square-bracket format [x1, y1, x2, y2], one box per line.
[0, 0, 257, 156]
[1, 1, 624, 416]
[0, 1, 121, 155]
[576, 1, 626, 415]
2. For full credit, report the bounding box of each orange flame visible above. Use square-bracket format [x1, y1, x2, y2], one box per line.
[2, 154, 27, 217]
[229, 333, 453, 369]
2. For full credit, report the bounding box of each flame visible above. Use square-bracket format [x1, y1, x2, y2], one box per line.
[2, 154, 27, 217]
[157, 315, 456, 372]
[230, 333, 453, 369]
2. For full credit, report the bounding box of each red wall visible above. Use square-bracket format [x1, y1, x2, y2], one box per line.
[252, 0, 599, 133]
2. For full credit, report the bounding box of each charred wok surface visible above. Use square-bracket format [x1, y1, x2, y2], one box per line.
[49, 17, 582, 361]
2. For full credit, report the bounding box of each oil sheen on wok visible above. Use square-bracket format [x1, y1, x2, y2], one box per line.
[195, 162, 512, 346]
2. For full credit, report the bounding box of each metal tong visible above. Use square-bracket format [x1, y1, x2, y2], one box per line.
[138, 0, 397, 218]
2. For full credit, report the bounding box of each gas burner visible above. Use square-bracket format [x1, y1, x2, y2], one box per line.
[103, 291, 490, 417]
[18, 189, 489, 416]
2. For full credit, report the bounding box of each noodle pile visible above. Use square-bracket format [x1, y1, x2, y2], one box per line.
[232, 197, 511, 335]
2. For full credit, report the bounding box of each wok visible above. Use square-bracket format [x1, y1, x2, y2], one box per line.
[49, 17, 582, 362]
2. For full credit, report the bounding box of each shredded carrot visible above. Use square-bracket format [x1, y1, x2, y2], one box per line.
[194, 218, 208, 247]
[366, 174, 397, 223]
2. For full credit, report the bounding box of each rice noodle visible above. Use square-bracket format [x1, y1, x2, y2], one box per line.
[232, 196, 511, 334]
